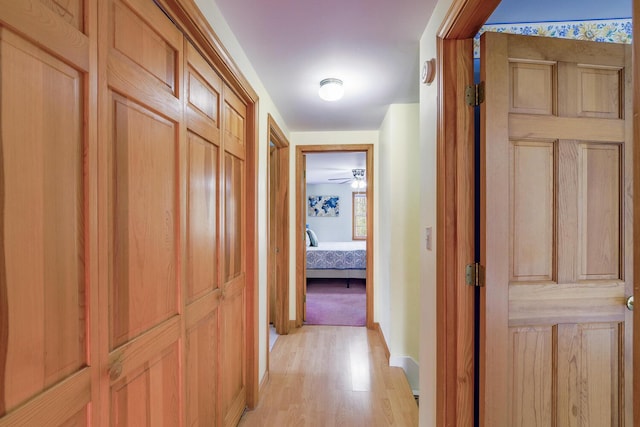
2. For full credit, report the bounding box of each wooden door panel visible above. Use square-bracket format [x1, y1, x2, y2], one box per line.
[220, 84, 247, 426]
[510, 140, 554, 281]
[110, 92, 178, 349]
[111, 0, 180, 94]
[223, 90, 246, 150]
[481, 32, 632, 426]
[111, 341, 180, 426]
[183, 41, 224, 426]
[220, 276, 246, 427]
[187, 132, 219, 303]
[105, 2, 185, 425]
[508, 326, 553, 427]
[185, 305, 219, 426]
[186, 42, 222, 144]
[577, 143, 620, 280]
[185, 41, 221, 305]
[575, 66, 622, 119]
[223, 89, 247, 160]
[224, 153, 244, 282]
[0, 26, 86, 414]
[509, 61, 555, 115]
[556, 323, 622, 426]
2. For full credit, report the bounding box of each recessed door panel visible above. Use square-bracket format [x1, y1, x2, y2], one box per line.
[510, 140, 555, 282]
[110, 342, 180, 427]
[110, 93, 178, 349]
[578, 143, 620, 280]
[112, 1, 178, 93]
[185, 307, 219, 426]
[0, 27, 86, 414]
[187, 132, 219, 302]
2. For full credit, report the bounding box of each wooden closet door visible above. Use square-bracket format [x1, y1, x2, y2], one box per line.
[0, 1, 96, 425]
[101, 0, 183, 424]
[184, 40, 223, 426]
[220, 86, 247, 427]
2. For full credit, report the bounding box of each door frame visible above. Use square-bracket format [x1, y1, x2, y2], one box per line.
[436, 0, 639, 425]
[267, 114, 290, 338]
[295, 144, 374, 328]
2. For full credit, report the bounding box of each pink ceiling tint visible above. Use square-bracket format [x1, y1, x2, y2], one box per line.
[212, 0, 437, 131]
[211, 0, 629, 132]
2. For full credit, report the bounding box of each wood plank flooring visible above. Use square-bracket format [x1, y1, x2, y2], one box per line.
[239, 326, 418, 426]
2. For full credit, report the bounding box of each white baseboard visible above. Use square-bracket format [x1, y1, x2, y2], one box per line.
[389, 356, 419, 395]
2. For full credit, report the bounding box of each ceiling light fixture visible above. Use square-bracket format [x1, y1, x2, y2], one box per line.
[350, 168, 366, 189]
[319, 78, 344, 101]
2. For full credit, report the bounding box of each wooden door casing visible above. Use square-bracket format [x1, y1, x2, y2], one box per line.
[0, 0, 96, 425]
[480, 32, 632, 426]
[267, 116, 290, 336]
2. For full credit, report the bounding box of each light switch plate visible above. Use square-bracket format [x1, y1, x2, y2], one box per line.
[425, 227, 432, 251]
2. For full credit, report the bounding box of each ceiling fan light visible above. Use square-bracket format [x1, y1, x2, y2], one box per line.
[319, 78, 344, 101]
[351, 180, 359, 189]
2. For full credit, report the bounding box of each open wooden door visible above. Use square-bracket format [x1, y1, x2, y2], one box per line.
[480, 31, 633, 426]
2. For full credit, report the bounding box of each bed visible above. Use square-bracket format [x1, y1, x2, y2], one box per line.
[306, 241, 367, 286]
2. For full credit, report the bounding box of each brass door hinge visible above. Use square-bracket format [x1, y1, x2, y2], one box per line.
[465, 262, 484, 287]
[465, 82, 485, 106]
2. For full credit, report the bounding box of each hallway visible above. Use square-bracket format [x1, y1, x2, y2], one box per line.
[239, 326, 418, 426]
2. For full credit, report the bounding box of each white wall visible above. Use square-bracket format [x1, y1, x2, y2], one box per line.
[418, 0, 454, 424]
[306, 184, 354, 242]
[377, 104, 421, 393]
[194, 0, 290, 386]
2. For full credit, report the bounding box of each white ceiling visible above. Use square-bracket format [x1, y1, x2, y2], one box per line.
[305, 152, 366, 184]
[213, 0, 438, 132]
[212, 0, 630, 175]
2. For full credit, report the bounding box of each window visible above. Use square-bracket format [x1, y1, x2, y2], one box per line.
[352, 192, 367, 240]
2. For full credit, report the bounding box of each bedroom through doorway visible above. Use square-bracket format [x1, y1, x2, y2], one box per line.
[296, 146, 374, 328]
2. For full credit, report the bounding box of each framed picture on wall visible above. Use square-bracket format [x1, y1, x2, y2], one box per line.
[308, 195, 339, 217]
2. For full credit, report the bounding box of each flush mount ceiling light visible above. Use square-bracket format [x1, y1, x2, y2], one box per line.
[318, 78, 344, 101]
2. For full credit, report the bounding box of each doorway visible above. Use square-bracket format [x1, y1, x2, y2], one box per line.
[436, 0, 637, 425]
[267, 114, 290, 351]
[295, 145, 374, 328]
[304, 152, 368, 326]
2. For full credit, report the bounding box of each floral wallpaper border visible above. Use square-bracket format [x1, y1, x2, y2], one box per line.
[474, 18, 632, 58]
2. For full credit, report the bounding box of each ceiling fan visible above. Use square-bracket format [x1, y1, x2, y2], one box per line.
[328, 168, 367, 189]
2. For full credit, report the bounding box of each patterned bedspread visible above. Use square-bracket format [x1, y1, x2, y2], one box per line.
[306, 241, 366, 270]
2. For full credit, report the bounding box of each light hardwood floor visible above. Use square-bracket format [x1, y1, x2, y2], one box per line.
[239, 326, 418, 426]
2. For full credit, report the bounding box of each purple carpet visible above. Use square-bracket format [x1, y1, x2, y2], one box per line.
[305, 278, 366, 326]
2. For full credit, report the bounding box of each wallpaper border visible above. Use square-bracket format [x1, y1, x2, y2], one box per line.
[474, 18, 632, 58]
